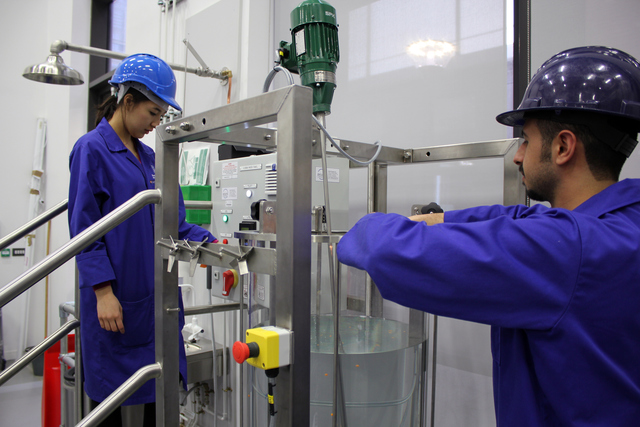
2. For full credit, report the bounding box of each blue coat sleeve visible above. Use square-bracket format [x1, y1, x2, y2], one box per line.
[68, 140, 116, 289]
[177, 188, 216, 243]
[444, 204, 543, 223]
[336, 210, 581, 330]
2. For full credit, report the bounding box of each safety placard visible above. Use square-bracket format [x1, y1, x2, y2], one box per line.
[221, 187, 238, 200]
[315, 167, 340, 183]
[221, 161, 238, 179]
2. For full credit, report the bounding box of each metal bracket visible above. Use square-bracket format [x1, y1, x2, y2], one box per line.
[156, 236, 180, 272]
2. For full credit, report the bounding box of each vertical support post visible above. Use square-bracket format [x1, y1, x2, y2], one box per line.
[503, 140, 527, 206]
[275, 85, 313, 426]
[365, 163, 386, 318]
[75, 265, 84, 421]
[154, 138, 180, 426]
[513, 0, 531, 126]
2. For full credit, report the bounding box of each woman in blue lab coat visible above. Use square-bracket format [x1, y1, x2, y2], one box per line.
[68, 54, 214, 426]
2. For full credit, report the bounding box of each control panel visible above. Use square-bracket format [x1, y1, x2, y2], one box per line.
[209, 152, 349, 302]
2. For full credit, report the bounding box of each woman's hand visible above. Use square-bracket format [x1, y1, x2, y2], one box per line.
[94, 283, 125, 334]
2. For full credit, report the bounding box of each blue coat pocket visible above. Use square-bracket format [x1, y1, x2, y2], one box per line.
[118, 293, 154, 348]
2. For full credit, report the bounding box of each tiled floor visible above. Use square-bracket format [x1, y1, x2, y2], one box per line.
[0, 363, 43, 426]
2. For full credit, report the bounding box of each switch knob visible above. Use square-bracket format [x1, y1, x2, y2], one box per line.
[222, 269, 238, 296]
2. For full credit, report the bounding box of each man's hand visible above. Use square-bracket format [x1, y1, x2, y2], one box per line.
[408, 212, 444, 225]
[94, 284, 125, 334]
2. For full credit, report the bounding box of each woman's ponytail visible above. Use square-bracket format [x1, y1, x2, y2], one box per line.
[95, 95, 118, 127]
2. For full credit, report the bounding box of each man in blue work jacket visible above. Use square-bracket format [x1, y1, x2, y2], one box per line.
[338, 46, 640, 425]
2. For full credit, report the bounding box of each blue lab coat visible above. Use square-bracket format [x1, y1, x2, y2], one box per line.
[337, 179, 640, 426]
[68, 118, 214, 405]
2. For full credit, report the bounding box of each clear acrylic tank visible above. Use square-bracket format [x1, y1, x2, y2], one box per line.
[245, 234, 427, 426]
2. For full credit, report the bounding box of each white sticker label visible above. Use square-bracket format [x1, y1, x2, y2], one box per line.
[244, 184, 258, 189]
[295, 30, 306, 56]
[257, 285, 265, 301]
[221, 161, 238, 179]
[221, 187, 238, 200]
[240, 164, 262, 172]
[315, 167, 340, 183]
[220, 233, 233, 238]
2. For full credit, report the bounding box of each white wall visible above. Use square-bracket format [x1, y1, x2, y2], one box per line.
[531, 0, 640, 180]
[0, 0, 89, 359]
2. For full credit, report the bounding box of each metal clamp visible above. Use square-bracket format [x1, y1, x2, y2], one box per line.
[220, 245, 254, 275]
[156, 236, 180, 272]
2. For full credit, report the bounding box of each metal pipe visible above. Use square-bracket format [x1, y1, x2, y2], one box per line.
[74, 265, 84, 421]
[49, 40, 228, 80]
[184, 303, 242, 316]
[59, 301, 75, 382]
[59, 301, 76, 319]
[0, 190, 161, 308]
[0, 199, 68, 251]
[183, 200, 213, 210]
[429, 315, 438, 427]
[60, 353, 75, 369]
[239, 275, 244, 427]
[76, 363, 162, 427]
[0, 319, 79, 386]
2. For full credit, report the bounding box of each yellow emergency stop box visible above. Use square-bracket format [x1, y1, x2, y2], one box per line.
[245, 326, 292, 370]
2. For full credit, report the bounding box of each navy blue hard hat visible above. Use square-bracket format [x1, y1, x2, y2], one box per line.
[497, 46, 640, 130]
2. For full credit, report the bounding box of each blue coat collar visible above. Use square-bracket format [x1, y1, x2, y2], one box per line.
[96, 117, 154, 164]
[574, 179, 640, 217]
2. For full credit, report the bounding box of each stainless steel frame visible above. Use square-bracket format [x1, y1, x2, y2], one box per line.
[155, 85, 313, 426]
[152, 84, 525, 427]
[0, 189, 163, 426]
[0, 190, 161, 308]
[0, 319, 79, 386]
[0, 199, 68, 251]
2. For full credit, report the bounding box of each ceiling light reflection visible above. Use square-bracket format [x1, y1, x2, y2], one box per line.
[406, 40, 455, 68]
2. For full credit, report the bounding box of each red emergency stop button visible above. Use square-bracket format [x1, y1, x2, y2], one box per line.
[222, 269, 238, 296]
[222, 239, 228, 244]
[233, 341, 260, 364]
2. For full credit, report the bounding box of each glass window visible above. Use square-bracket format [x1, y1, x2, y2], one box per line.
[109, 0, 127, 70]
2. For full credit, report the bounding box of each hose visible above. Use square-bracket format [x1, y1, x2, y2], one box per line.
[263, 66, 295, 93]
[311, 115, 382, 166]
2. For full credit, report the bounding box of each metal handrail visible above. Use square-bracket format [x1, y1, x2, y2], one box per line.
[0, 189, 161, 308]
[0, 319, 79, 386]
[0, 199, 68, 251]
[76, 363, 162, 427]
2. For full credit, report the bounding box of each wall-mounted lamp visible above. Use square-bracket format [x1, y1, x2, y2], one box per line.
[23, 40, 231, 86]
[406, 40, 455, 68]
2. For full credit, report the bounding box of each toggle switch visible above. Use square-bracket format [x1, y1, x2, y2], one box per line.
[222, 269, 238, 296]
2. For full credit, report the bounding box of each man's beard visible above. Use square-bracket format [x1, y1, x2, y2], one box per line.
[520, 165, 555, 203]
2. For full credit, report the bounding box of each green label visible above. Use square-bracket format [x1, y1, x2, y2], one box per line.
[1, 248, 10, 257]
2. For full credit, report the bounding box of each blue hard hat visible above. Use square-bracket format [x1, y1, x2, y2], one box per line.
[109, 54, 181, 111]
[497, 46, 640, 130]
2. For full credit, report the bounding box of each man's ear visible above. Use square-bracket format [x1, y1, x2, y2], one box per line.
[554, 129, 578, 166]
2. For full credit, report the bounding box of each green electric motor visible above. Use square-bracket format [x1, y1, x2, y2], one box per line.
[278, 0, 340, 114]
